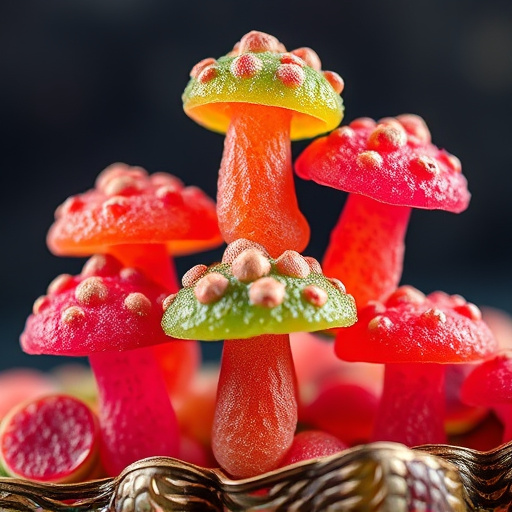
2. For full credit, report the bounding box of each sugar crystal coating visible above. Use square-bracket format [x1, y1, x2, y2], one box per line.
[182, 31, 344, 140]
[231, 54, 263, 78]
[194, 273, 229, 304]
[274, 250, 310, 278]
[222, 238, 269, 264]
[303, 256, 322, 274]
[248, 277, 286, 308]
[21, 255, 172, 356]
[0, 394, 99, 483]
[47, 164, 222, 257]
[276, 63, 305, 88]
[231, 249, 271, 282]
[296, 114, 471, 212]
[162, 254, 357, 341]
[182, 264, 208, 287]
[302, 285, 328, 307]
[61, 306, 86, 326]
[124, 293, 152, 317]
[336, 286, 497, 364]
[75, 277, 108, 306]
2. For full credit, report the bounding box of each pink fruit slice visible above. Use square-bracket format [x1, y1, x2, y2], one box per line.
[0, 394, 100, 483]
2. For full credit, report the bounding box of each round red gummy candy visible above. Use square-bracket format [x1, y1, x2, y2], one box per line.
[0, 394, 100, 483]
[280, 430, 347, 467]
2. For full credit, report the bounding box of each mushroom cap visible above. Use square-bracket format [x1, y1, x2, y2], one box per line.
[336, 286, 497, 364]
[161, 240, 357, 341]
[460, 351, 512, 406]
[182, 31, 344, 140]
[47, 163, 223, 257]
[21, 254, 172, 357]
[295, 115, 470, 212]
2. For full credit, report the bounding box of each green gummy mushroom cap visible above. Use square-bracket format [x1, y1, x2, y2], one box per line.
[162, 260, 357, 341]
[183, 51, 344, 141]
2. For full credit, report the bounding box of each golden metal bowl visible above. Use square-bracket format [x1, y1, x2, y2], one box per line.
[3, 440, 507, 511]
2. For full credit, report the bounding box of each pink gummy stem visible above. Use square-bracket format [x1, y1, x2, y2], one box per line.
[373, 363, 446, 446]
[217, 103, 310, 257]
[108, 243, 200, 397]
[212, 334, 298, 478]
[322, 194, 411, 308]
[89, 347, 180, 476]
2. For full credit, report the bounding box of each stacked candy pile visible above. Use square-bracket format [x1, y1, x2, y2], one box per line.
[1, 30, 510, 508]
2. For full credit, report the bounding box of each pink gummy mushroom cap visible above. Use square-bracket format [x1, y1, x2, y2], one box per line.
[47, 163, 223, 257]
[21, 254, 172, 357]
[295, 114, 470, 212]
[336, 286, 497, 364]
[461, 351, 512, 406]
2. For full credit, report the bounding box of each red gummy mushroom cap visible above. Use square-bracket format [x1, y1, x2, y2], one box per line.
[461, 351, 512, 406]
[21, 254, 172, 357]
[336, 286, 497, 364]
[47, 163, 223, 257]
[295, 114, 470, 212]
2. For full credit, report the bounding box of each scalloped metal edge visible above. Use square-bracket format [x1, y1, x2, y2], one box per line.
[0, 441, 479, 512]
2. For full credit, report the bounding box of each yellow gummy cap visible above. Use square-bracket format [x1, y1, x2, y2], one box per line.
[183, 52, 344, 141]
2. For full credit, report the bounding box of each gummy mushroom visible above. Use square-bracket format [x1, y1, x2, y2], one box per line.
[183, 30, 345, 257]
[20, 255, 180, 476]
[47, 163, 222, 400]
[47, 163, 222, 291]
[336, 286, 497, 446]
[162, 239, 356, 478]
[461, 350, 512, 443]
[295, 115, 470, 308]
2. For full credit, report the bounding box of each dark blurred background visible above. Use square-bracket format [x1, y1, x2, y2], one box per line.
[1, 0, 512, 371]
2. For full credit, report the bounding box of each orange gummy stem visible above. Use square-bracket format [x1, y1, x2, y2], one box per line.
[212, 334, 298, 478]
[107, 243, 179, 292]
[217, 104, 310, 257]
[372, 363, 446, 446]
[323, 194, 411, 309]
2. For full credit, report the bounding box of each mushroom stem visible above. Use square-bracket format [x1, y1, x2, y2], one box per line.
[89, 347, 180, 476]
[107, 243, 200, 400]
[107, 243, 179, 292]
[323, 194, 411, 309]
[373, 362, 446, 446]
[212, 334, 298, 478]
[217, 104, 310, 258]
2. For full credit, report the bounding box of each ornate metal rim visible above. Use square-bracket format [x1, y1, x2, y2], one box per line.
[2, 440, 501, 512]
